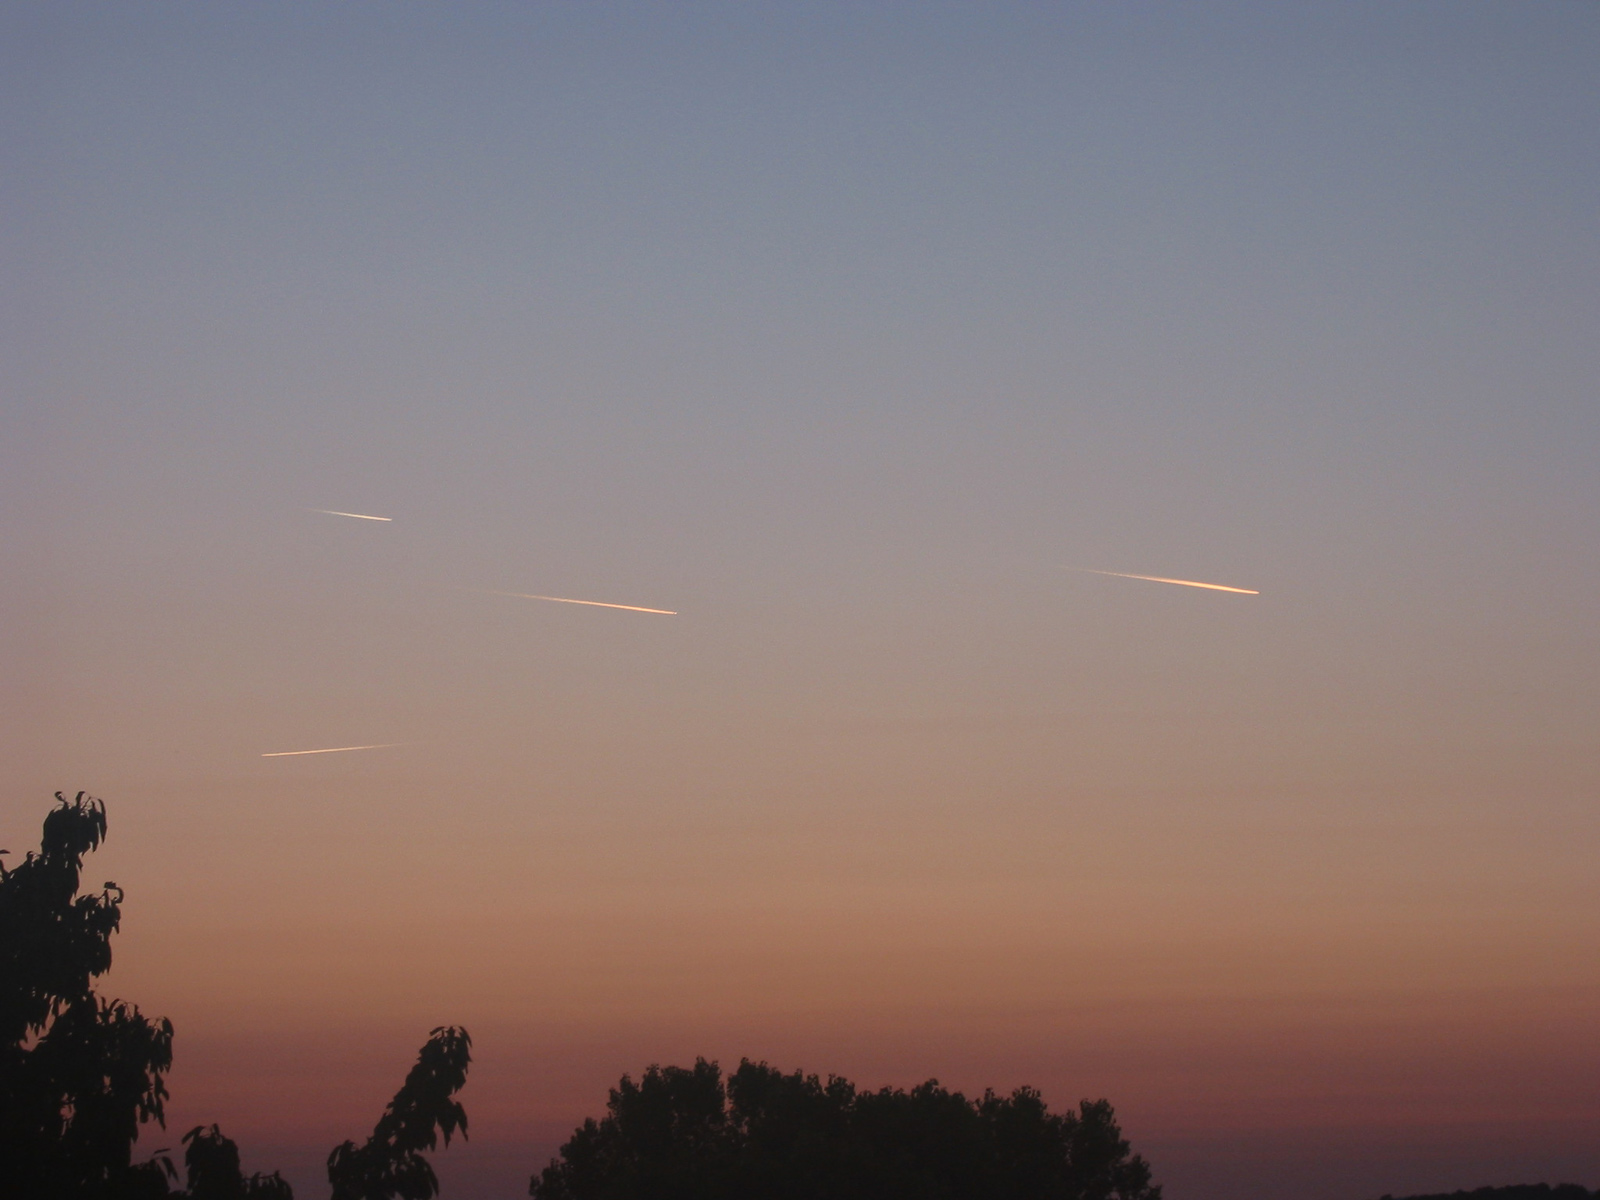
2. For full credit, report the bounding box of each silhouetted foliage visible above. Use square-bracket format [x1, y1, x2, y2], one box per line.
[328, 1026, 473, 1200]
[181, 1124, 294, 1200]
[4, 791, 474, 1200]
[0, 791, 176, 1197]
[1376, 1188, 1598, 1200]
[529, 1058, 1161, 1200]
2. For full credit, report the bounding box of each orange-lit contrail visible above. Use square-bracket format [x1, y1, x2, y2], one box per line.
[1072, 568, 1259, 595]
[485, 589, 677, 615]
[310, 509, 392, 522]
[261, 743, 404, 757]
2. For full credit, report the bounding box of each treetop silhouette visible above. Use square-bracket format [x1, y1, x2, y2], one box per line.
[530, 1057, 1162, 1200]
[1, 791, 175, 1197]
[328, 1026, 472, 1200]
[1, 791, 471, 1200]
[180, 1124, 293, 1200]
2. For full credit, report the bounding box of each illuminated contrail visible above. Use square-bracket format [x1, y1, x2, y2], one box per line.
[261, 743, 404, 757]
[310, 509, 393, 522]
[1071, 569, 1259, 595]
[484, 589, 677, 615]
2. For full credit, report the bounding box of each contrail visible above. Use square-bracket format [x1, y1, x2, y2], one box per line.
[484, 589, 677, 615]
[1071, 568, 1259, 595]
[310, 509, 392, 522]
[261, 743, 404, 757]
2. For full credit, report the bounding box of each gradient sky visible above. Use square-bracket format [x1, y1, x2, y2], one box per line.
[3, 4, 1598, 1198]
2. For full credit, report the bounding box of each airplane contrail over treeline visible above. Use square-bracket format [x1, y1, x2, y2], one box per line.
[1069, 568, 1259, 595]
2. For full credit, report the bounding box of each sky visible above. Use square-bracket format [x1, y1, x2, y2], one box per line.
[2, 2, 1598, 1197]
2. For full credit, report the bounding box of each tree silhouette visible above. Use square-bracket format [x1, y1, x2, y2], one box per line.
[529, 1058, 1162, 1200]
[179, 1124, 293, 1200]
[0, 791, 176, 1198]
[328, 1026, 472, 1200]
[3, 792, 471, 1200]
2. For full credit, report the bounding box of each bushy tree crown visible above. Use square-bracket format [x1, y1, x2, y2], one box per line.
[530, 1058, 1161, 1200]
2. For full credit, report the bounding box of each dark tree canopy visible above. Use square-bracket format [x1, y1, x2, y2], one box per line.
[3, 792, 470, 1200]
[529, 1058, 1162, 1200]
[328, 1025, 473, 1200]
[178, 1124, 294, 1200]
[0, 791, 175, 1198]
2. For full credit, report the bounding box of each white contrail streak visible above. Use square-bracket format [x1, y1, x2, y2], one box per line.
[485, 589, 677, 615]
[1071, 569, 1259, 595]
[310, 509, 393, 522]
[261, 743, 404, 757]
